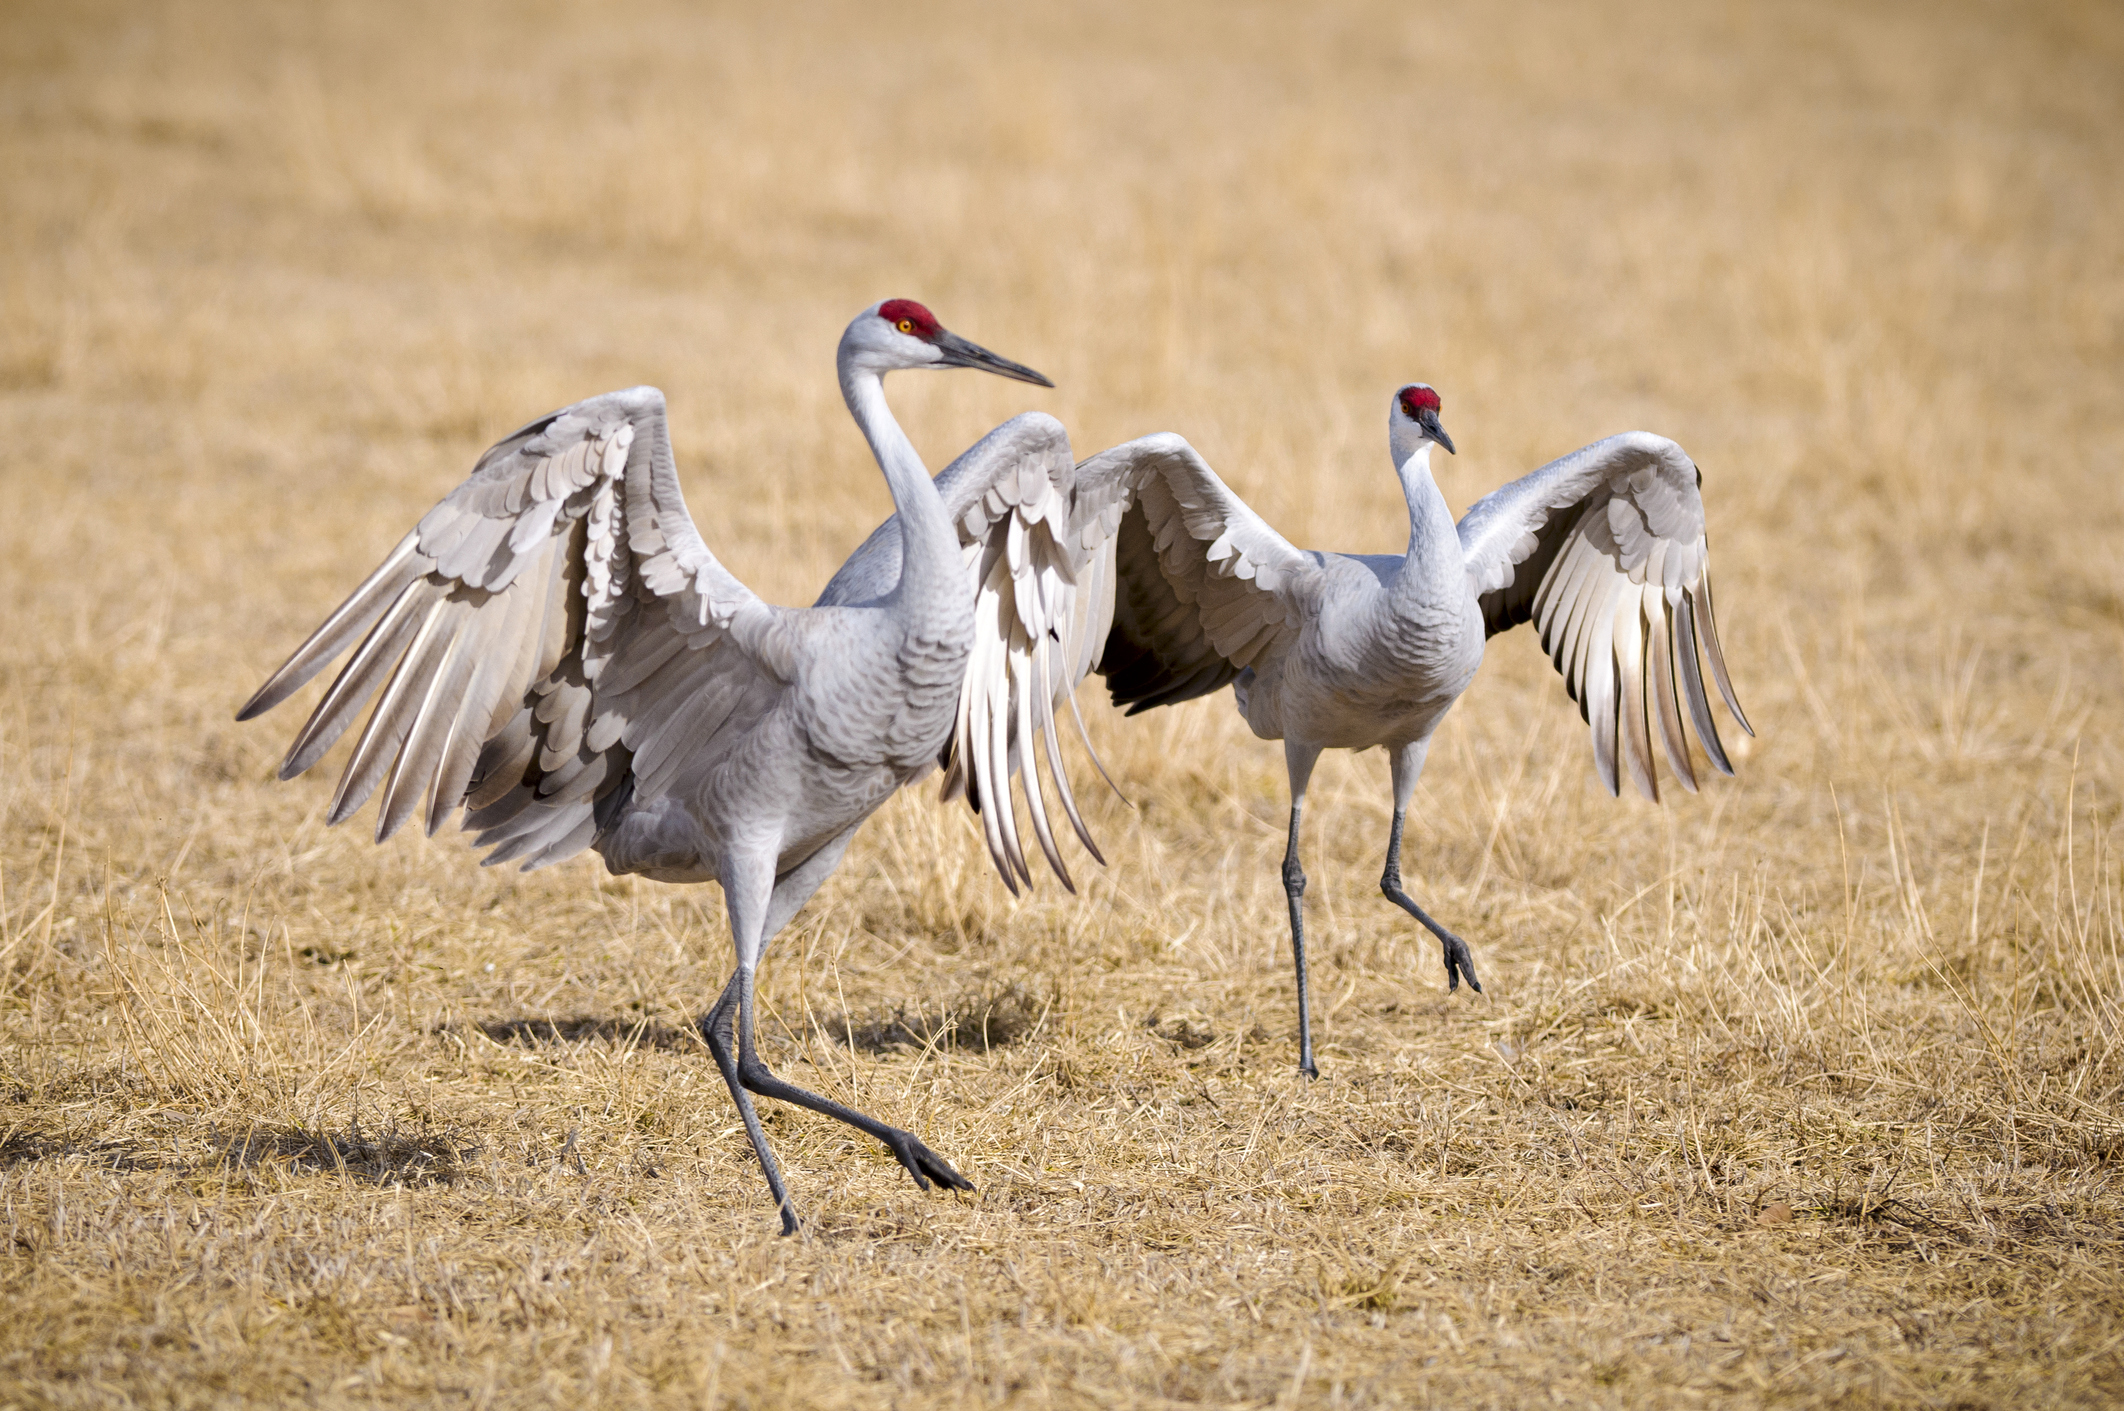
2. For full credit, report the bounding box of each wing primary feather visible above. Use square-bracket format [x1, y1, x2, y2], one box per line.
[427, 584, 538, 835]
[1038, 639, 1106, 864]
[961, 614, 1018, 892]
[376, 603, 481, 841]
[279, 577, 432, 780]
[1673, 594, 1734, 776]
[1613, 593, 1659, 802]
[1585, 605, 1620, 797]
[1690, 573, 1754, 736]
[987, 635, 1031, 887]
[1012, 638, 1074, 891]
[1553, 542, 1604, 702]
[1065, 687, 1130, 808]
[1644, 589, 1697, 793]
[963, 623, 1018, 894]
[326, 596, 452, 826]
[972, 658, 1023, 892]
[238, 533, 426, 721]
[477, 544, 565, 744]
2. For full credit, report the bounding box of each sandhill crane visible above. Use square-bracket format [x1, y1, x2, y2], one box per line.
[1031, 385, 1752, 1076]
[238, 299, 1083, 1233]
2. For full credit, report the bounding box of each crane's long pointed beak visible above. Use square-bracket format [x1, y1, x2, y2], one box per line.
[1421, 409, 1457, 455]
[934, 330, 1055, 388]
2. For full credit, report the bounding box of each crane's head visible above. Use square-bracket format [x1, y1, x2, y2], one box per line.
[841, 299, 1054, 387]
[1389, 383, 1456, 460]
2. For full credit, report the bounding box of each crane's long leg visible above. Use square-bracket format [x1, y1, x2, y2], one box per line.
[732, 979, 973, 1195]
[701, 828, 971, 1220]
[1379, 741, 1482, 994]
[699, 826, 858, 1073]
[701, 847, 800, 1235]
[1282, 742, 1325, 1079]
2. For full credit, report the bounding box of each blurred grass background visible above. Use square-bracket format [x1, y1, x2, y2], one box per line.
[2, 0, 2122, 1406]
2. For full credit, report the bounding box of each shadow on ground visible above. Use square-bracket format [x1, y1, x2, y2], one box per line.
[825, 984, 1047, 1055]
[0, 1122, 477, 1185]
[213, 1121, 478, 1185]
[466, 1016, 703, 1051]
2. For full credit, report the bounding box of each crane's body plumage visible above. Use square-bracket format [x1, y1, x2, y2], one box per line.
[241, 301, 1072, 1232]
[1217, 448, 1486, 755]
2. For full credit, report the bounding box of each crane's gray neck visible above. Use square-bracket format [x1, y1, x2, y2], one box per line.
[1390, 441, 1464, 607]
[839, 361, 961, 612]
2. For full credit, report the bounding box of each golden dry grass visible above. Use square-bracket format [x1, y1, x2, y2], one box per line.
[3, 0, 2123, 1405]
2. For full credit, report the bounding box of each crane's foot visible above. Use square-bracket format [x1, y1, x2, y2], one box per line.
[1438, 928, 1483, 996]
[735, 1053, 975, 1195]
[881, 1129, 975, 1193]
[1382, 875, 1484, 995]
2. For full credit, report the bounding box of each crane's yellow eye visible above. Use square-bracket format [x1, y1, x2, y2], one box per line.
[896, 319, 914, 334]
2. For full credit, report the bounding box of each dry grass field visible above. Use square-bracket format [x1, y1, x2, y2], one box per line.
[3, 0, 2122, 1405]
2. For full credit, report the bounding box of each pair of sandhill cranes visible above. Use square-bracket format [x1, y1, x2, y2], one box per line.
[241, 299, 1749, 1233]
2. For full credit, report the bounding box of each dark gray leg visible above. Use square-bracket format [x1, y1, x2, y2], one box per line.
[1381, 807, 1482, 994]
[732, 968, 972, 1194]
[702, 829, 970, 1231]
[1281, 743, 1325, 1079]
[1382, 741, 1481, 995]
[709, 849, 804, 1234]
[700, 960, 800, 1235]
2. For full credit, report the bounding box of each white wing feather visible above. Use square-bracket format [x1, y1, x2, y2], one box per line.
[1457, 430, 1751, 799]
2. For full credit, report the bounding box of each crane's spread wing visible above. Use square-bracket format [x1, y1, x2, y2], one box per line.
[1456, 430, 1752, 800]
[929, 415, 1101, 894]
[1073, 433, 1322, 714]
[239, 385, 784, 869]
[810, 413, 1100, 894]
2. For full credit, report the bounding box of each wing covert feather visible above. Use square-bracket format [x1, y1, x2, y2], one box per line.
[1071, 434, 1319, 716]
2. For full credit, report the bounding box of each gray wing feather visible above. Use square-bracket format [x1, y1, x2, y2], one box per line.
[240, 385, 778, 868]
[1073, 434, 1319, 714]
[1459, 431, 1752, 800]
[809, 413, 1112, 894]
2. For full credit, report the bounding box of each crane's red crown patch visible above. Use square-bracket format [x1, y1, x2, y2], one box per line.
[1398, 384, 1443, 416]
[878, 299, 942, 340]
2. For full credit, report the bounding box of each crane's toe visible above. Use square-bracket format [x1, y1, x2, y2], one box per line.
[886, 1131, 974, 1193]
[1441, 932, 1483, 995]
